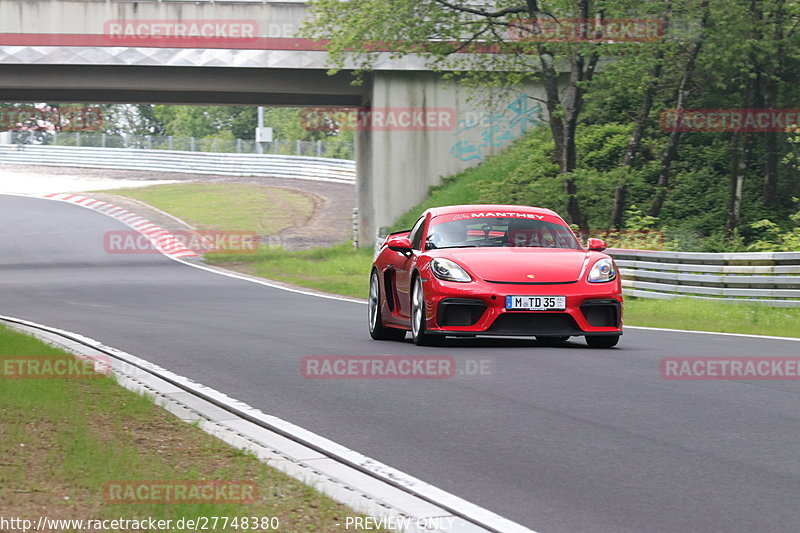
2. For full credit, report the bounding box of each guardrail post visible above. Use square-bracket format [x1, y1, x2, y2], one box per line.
[190, 137, 196, 152]
[75, 132, 80, 147]
[316, 140, 322, 157]
[236, 138, 242, 153]
[101, 133, 106, 148]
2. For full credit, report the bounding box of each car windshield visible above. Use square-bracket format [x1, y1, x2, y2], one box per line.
[426, 217, 582, 250]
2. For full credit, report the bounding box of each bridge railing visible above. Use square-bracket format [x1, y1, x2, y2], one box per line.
[608, 248, 800, 307]
[0, 144, 355, 184]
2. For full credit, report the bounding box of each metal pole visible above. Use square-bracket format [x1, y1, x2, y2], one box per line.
[257, 106, 264, 154]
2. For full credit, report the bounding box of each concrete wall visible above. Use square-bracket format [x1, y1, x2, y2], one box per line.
[358, 71, 547, 242]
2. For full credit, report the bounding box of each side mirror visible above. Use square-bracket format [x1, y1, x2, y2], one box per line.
[386, 235, 413, 254]
[587, 238, 607, 252]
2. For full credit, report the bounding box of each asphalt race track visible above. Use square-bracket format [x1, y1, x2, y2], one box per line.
[2, 194, 799, 533]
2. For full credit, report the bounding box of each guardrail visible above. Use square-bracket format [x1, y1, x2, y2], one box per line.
[608, 248, 800, 307]
[5, 131, 355, 160]
[0, 144, 356, 184]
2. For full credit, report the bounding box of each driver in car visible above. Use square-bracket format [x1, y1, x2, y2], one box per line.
[431, 220, 469, 248]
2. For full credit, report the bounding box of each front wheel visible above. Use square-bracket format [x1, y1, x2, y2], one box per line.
[368, 271, 406, 341]
[585, 335, 620, 348]
[411, 276, 443, 346]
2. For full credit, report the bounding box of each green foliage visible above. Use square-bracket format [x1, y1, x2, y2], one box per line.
[303, 0, 800, 249]
[746, 201, 800, 251]
[303, 0, 674, 87]
[152, 106, 257, 139]
[148, 106, 340, 142]
[392, 121, 799, 251]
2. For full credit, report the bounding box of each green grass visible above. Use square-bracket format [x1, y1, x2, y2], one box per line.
[210, 242, 374, 299]
[624, 297, 800, 338]
[103, 183, 315, 235]
[0, 324, 383, 531]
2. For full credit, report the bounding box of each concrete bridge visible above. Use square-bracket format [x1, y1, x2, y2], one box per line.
[0, 0, 548, 242]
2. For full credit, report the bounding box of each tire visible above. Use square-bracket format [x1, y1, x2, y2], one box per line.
[585, 335, 620, 348]
[536, 335, 570, 346]
[368, 270, 406, 341]
[411, 276, 443, 346]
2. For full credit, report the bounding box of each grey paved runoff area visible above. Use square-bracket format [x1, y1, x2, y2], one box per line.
[2, 193, 800, 533]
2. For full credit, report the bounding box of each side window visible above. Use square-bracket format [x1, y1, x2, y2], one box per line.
[409, 217, 425, 250]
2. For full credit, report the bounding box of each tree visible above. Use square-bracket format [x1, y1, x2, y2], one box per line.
[303, 0, 663, 228]
[649, 0, 710, 218]
[99, 104, 166, 136]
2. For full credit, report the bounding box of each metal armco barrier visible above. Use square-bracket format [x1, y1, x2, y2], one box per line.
[608, 248, 800, 307]
[0, 144, 356, 184]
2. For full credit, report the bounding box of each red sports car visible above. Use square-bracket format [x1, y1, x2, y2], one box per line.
[368, 205, 623, 347]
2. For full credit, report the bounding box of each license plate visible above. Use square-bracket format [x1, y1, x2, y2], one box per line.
[505, 295, 566, 311]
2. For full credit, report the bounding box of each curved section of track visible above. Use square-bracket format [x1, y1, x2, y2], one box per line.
[2, 194, 800, 533]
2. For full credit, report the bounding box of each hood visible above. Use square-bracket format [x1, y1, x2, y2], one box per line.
[442, 248, 589, 283]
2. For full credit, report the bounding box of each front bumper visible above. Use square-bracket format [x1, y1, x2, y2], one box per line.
[422, 277, 622, 337]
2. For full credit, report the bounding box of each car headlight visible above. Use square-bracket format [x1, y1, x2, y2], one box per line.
[588, 258, 617, 283]
[431, 258, 472, 282]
